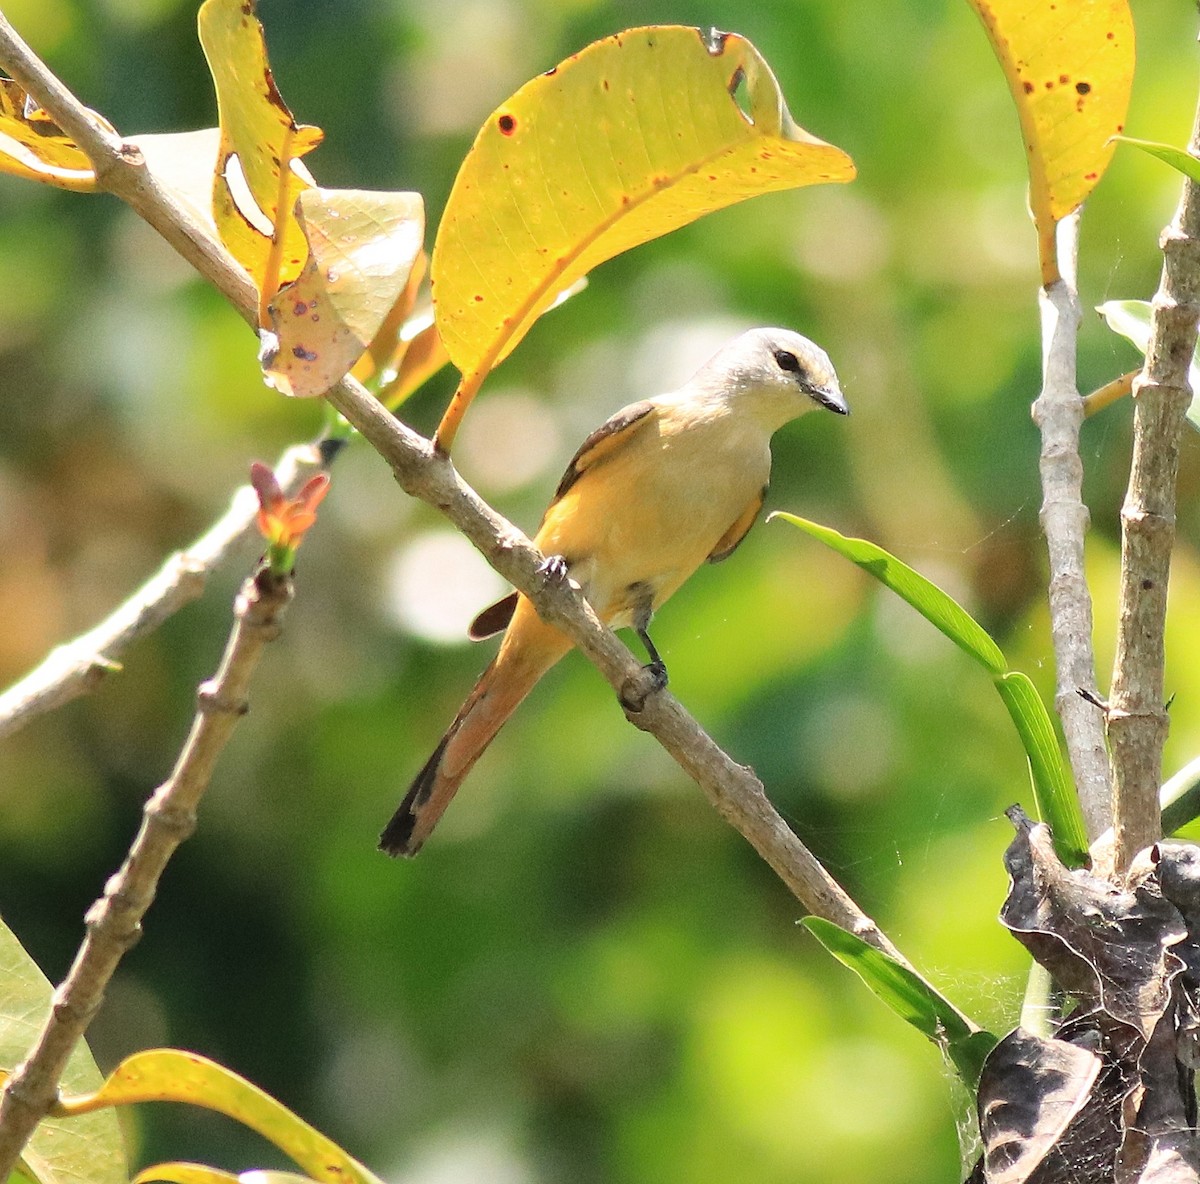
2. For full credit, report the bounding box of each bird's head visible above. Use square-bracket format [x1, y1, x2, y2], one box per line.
[698, 327, 848, 430]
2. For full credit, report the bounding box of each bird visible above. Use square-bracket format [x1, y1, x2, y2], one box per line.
[380, 327, 848, 856]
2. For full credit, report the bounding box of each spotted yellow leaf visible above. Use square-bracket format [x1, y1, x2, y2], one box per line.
[966, 0, 1134, 284]
[0, 78, 98, 191]
[431, 25, 855, 449]
[260, 188, 425, 397]
[198, 0, 323, 310]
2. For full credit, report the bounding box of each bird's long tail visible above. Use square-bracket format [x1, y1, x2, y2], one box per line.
[379, 614, 569, 856]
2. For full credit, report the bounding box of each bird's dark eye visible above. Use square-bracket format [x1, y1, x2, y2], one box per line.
[773, 349, 802, 374]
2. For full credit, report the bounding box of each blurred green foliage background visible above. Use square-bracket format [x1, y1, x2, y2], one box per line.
[1, 1, 1199, 1181]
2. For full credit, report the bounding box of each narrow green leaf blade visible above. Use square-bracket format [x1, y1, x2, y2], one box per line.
[995, 672, 1088, 867]
[802, 917, 997, 1088]
[1114, 136, 1200, 185]
[771, 514, 1006, 674]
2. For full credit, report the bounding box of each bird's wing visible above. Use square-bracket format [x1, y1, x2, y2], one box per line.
[707, 485, 768, 563]
[468, 402, 660, 641]
[550, 400, 658, 502]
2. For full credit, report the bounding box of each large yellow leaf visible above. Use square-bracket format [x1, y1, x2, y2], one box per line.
[965, 0, 1134, 284]
[259, 188, 425, 397]
[0, 79, 97, 191]
[198, 0, 323, 309]
[430, 25, 855, 449]
[55, 1049, 381, 1184]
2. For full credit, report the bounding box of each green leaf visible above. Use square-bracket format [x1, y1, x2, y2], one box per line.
[1097, 298, 1200, 431]
[1114, 136, 1200, 186]
[774, 513, 1088, 867]
[770, 514, 1005, 672]
[996, 672, 1088, 866]
[802, 917, 997, 1088]
[0, 915, 126, 1184]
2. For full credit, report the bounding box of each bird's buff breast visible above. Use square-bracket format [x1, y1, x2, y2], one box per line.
[536, 414, 771, 627]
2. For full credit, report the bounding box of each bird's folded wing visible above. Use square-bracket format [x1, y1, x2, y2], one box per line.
[708, 485, 768, 563]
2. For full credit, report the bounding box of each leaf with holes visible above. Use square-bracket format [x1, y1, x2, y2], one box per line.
[0, 78, 99, 191]
[259, 188, 425, 397]
[55, 1049, 382, 1184]
[431, 25, 855, 448]
[965, 0, 1134, 283]
[0, 916, 126, 1184]
[198, 0, 323, 308]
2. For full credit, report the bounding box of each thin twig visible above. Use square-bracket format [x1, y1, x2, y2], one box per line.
[1109, 95, 1200, 872]
[1031, 212, 1112, 840]
[0, 566, 292, 1181]
[0, 443, 325, 741]
[1082, 369, 1137, 419]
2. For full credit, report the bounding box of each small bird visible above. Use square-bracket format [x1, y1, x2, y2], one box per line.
[380, 327, 847, 856]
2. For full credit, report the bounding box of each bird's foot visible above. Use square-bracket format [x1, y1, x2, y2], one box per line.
[619, 659, 668, 713]
[539, 554, 570, 583]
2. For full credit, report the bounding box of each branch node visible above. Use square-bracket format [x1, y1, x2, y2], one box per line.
[197, 680, 249, 716]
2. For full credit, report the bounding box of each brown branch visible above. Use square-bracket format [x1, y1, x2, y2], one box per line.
[1031, 212, 1112, 840]
[0, 443, 325, 741]
[0, 566, 292, 1181]
[1108, 94, 1200, 872]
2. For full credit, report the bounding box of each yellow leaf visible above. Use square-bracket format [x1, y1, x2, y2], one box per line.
[0, 78, 97, 191]
[378, 316, 450, 409]
[135, 1165, 319, 1184]
[55, 1049, 382, 1184]
[259, 188, 425, 398]
[965, 0, 1134, 284]
[198, 0, 323, 312]
[430, 25, 855, 449]
[134, 1164, 241, 1184]
[128, 129, 222, 230]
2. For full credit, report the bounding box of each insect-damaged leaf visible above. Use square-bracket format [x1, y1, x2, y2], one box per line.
[967, 1027, 1114, 1184]
[431, 25, 855, 448]
[0, 78, 98, 191]
[198, 0, 323, 305]
[965, 0, 1134, 284]
[1001, 808, 1184, 1041]
[259, 188, 425, 398]
[55, 1049, 383, 1184]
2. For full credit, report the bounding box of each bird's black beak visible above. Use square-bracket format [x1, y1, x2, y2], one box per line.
[806, 383, 849, 416]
